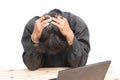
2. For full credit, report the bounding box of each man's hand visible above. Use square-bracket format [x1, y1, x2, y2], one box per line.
[31, 15, 52, 43]
[51, 16, 74, 45]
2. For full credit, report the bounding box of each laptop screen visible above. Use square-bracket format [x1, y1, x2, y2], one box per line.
[49, 60, 111, 80]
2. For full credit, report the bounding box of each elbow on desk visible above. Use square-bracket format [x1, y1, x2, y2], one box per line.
[26, 66, 40, 71]
[24, 63, 40, 71]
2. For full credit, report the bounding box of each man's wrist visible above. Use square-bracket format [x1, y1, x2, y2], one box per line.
[67, 37, 74, 45]
[31, 35, 39, 44]
[66, 33, 74, 45]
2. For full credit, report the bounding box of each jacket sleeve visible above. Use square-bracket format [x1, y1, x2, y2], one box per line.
[67, 13, 90, 67]
[21, 16, 44, 70]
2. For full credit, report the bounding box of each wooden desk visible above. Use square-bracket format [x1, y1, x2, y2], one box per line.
[1, 68, 67, 80]
[0, 66, 119, 80]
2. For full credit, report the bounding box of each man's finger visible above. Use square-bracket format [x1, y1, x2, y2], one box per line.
[42, 23, 50, 28]
[57, 15, 63, 20]
[51, 21, 59, 27]
[52, 17, 61, 24]
[39, 15, 50, 22]
[42, 18, 52, 24]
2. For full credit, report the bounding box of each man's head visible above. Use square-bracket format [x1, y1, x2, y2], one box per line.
[37, 9, 68, 55]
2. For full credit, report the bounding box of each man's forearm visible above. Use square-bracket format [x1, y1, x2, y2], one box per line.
[23, 52, 44, 70]
[66, 31, 74, 45]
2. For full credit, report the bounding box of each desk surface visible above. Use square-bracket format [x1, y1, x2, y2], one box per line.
[0, 66, 119, 80]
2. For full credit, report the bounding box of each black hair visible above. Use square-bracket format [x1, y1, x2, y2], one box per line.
[36, 9, 68, 55]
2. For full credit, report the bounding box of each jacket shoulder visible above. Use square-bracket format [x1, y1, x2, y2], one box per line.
[24, 16, 40, 33]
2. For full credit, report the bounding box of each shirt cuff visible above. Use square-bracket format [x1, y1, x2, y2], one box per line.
[68, 37, 79, 51]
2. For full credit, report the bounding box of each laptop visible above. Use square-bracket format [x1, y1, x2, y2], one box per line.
[49, 60, 111, 80]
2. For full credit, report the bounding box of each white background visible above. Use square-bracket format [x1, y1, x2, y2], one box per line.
[0, 0, 120, 77]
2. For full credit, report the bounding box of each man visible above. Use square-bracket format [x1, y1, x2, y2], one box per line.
[21, 9, 90, 70]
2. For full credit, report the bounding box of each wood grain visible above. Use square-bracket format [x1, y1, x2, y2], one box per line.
[0, 66, 119, 80]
